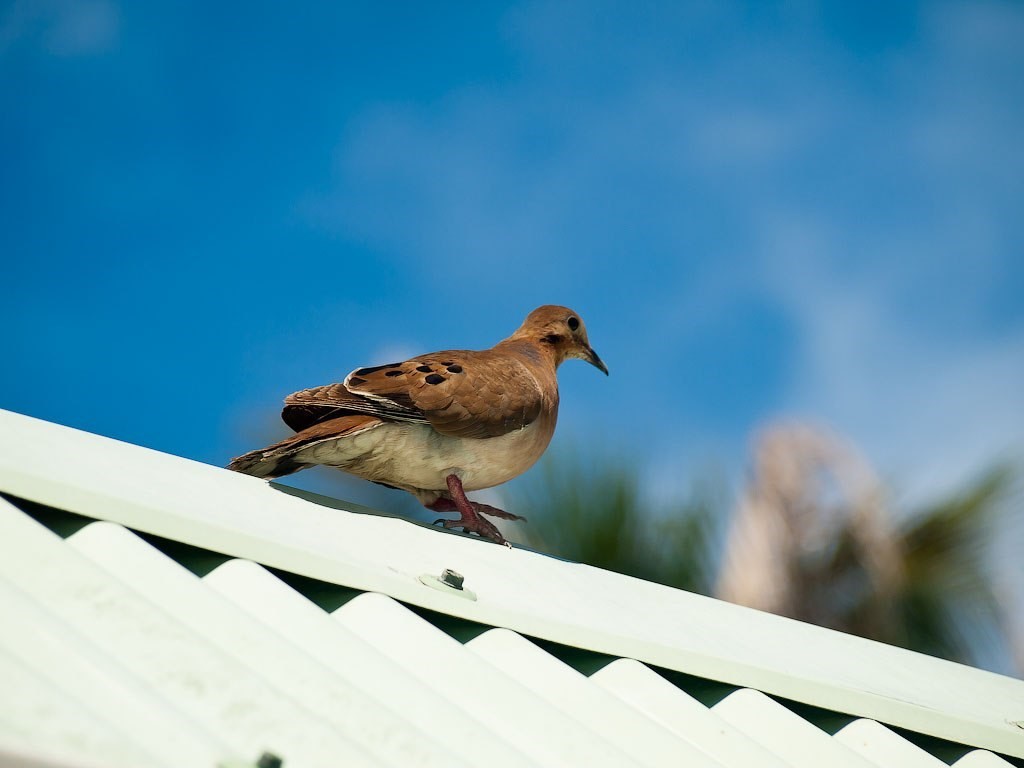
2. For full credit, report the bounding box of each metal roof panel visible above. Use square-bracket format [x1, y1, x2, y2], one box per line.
[66, 521, 461, 768]
[712, 688, 875, 768]
[0, 498, 380, 767]
[834, 719, 948, 768]
[201, 559, 536, 768]
[2, 409, 1021, 758]
[955, 750, 1018, 767]
[333, 591, 643, 768]
[591, 658, 792, 768]
[3, 408, 1024, 767]
[466, 627, 722, 768]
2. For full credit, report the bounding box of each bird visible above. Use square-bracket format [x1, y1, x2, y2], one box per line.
[228, 305, 607, 545]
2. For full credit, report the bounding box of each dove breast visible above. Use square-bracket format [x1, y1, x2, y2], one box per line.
[298, 412, 556, 494]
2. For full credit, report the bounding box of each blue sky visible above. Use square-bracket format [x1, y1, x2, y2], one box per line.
[2, 1, 1022, 522]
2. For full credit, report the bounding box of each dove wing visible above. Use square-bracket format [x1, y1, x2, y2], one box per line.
[282, 351, 544, 439]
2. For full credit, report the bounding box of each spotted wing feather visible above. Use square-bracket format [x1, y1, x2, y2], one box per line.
[282, 380, 428, 432]
[342, 350, 545, 439]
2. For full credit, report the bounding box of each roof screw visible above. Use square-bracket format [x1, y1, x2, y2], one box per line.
[440, 568, 464, 590]
[257, 752, 283, 768]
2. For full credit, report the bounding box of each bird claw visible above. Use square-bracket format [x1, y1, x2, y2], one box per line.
[472, 502, 527, 522]
[431, 516, 507, 545]
[427, 475, 512, 545]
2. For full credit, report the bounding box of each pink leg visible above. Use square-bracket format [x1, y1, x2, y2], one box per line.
[426, 475, 512, 545]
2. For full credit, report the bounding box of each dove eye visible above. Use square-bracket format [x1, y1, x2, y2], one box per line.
[567, 316, 580, 331]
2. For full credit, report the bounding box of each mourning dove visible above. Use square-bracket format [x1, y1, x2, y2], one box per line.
[229, 305, 607, 544]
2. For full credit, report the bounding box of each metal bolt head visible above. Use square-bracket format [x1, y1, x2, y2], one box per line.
[440, 569, 465, 590]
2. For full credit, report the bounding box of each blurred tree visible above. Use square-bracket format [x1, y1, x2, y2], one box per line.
[717, 423, 904, 641]
[894, 464, 1017, 664]
[514, 424, 1020, 674]
[511, 443, 722, 595]
[718, 423, 1018, 670]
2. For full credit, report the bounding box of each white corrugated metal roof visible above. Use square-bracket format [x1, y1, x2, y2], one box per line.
[1, 407, 1022, 767]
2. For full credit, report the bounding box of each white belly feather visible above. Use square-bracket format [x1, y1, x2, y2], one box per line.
[298, 419, 552, 494]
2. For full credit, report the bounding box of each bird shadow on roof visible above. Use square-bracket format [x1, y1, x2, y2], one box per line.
[267, 480, 574, 560]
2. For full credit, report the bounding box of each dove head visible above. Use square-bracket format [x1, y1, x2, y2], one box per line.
[511, 305, 608, 375]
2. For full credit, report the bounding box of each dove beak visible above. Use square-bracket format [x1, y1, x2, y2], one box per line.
[585, 347, 609, 375]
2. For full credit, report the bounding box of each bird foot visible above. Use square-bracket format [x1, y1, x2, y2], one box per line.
[429, 497, 527, 522]
[472, 502, 527, 522]
[431, 515, 509, 546]
[427, 476, 522, 546]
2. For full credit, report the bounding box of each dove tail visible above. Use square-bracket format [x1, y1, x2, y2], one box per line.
[227, 414, 383, 480]
[227, 445, 306, 479]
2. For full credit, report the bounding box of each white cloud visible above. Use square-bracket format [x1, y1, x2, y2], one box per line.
[760, 210, 1024, 503]
[305, 0, 1023, 503]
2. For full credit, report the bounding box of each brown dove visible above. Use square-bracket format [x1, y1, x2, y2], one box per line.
[228, 305, 607, 544]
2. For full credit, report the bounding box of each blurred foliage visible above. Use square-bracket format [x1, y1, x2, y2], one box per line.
[892, 465, 1017, 663]
[513, 445, 722, 596]
[512, 440, 1020, 673]
[780, 463, 1016, 666]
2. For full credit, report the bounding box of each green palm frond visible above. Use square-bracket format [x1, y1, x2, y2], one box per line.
[512, 444, 724, 594]
[892, 465, 1017, 662]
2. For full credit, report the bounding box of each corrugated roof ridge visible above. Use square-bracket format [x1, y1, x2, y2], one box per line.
[2, 407, 1023, 760]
